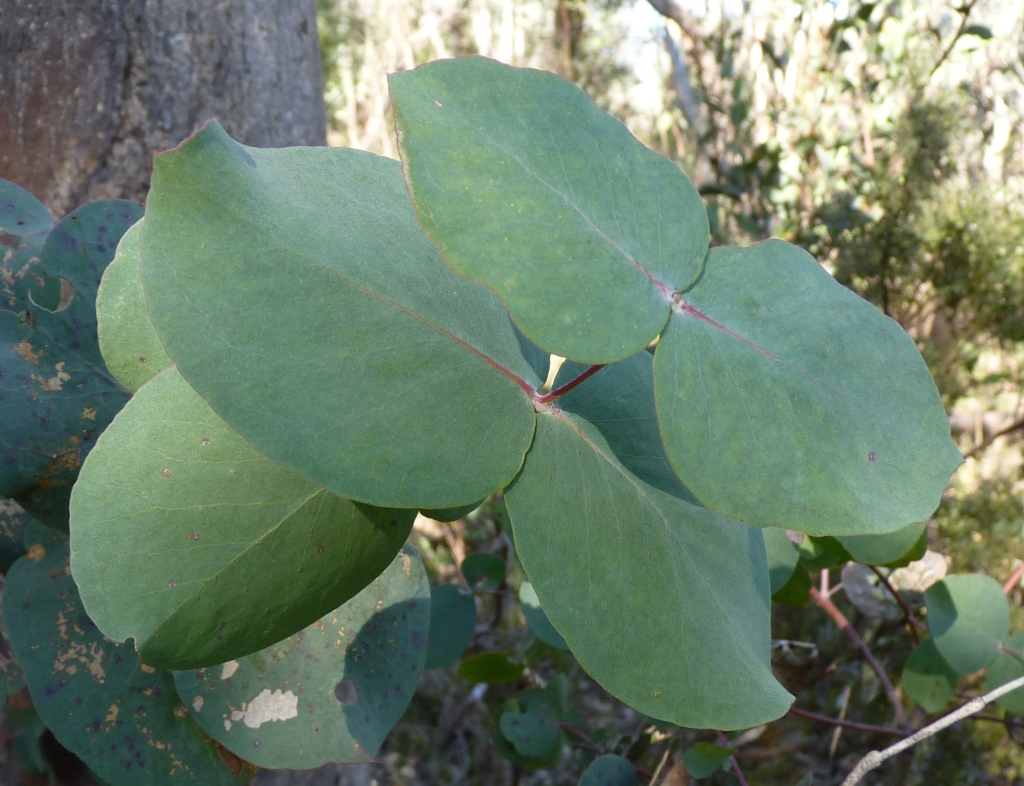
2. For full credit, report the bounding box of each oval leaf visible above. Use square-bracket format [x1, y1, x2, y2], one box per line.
[655, 240, 961, 536]
[141, 121, 537, 509]
[902, 637, 958, 713]
[579, 754, 638, 786]
[174, 547, 428, 769]
[839, 520, 928, 566]
[462, 552, 506, 591]
[983, 630, 1024, 715]
[96, 220, 172, 392]
[3, 525, 249, 786]
[1, 200, 140, 527]
[506, 352, 792, 729]
[424, 584, 477, 669]
[683, 742, 734, 778]
[391, 56, 707, 363]
[925, 575, 1009, 675]
[458, 651, 525, 685]
[71, 368, 414, 669]
[499, 694, 560, 758]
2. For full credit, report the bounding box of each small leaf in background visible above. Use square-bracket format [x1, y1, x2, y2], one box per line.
[902, 637, 959, 713]
[71, 368, 414, 670]
[655, 240, 961, 538]
[798, 536, 852, 571]
[838, 519, 928, 566]
[174, 547, 429, 769]
[96, 219, 172, 392]
[841, 563, 901, 620]
[142, 121, 539, 510]
[391, 56, 708, 364]
[683, 742, 734, 778]
[764, 529, 799, 596]
[492, 685, 565, 768]
[926, 575, 1009, 674]
[520, 582, 569, 650]
[579, 754, 638, 786]
[3, 524, 249, 786]
[458, 652, 525, 685]
[772, 563, 812, 606]
[0, 497, 33, 571]
[425, 584, 477, 669]
[963, 24, 993, 39]
[983, 630, 1024, 714]
[421, 499, 484, 522]
[1, 199, 140, 528]
[462, 552, 506, 591]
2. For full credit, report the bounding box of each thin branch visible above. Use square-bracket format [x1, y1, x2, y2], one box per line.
[928, 0, 978, 80]
[535, 364, 604, 404]
[810, 587, 911, 730]
[1004, 561, 1024, 594]
[869, 565, 924, 641]
[788, 706, 906, 738]
[716, 730, 749, 786]
[963, 414, 1024, 460]
[841, 673, 1024, 786]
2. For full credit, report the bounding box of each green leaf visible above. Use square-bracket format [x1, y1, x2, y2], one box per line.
[798, 536, 851, 571]
[902, 638, 958, 713]
[3, 524, 249, 786]
[838, 520, 928, 566]
[462, 552, 506, 591]
[764, 529, 799, 596]
[499, 691, 561, 758]
[772, 563, 812, 605]
[0, 497, 33, 571]
[425, 584, 477, 669]
[506, 352, 791, 729]
[391, 56, 707, 364]
[683, 742, 734, 778]
[421, 500, 484, 522]
[0, 178, 54, 312]
[520, 581, 569, 650]
[70, 368, 414, 670]
[926, 575, 1009, 674]
[963, 24, 993, 39]
[458, 651, 525, 684]
[1, 200, 140, 527]
[174, 547, 429, 769]
[96, 220, 172, 392]
[654, 241, 961, 536]
[141, 120, 537, 509]
[984, 630, 1024, 714]
[579, 754, 638, 786]
[492, 687, 564, 768]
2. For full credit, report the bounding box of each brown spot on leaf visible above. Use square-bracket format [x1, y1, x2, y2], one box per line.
[161, 468, 172, 477]
[26, 543, 45, 561]
[201, 438, 211, 446]
[316, 544, 324, 553]
[214, 741, 252, 776]
[188, 532, 200, 541]
[32, 361, 71, 391]
[174, 705, 188, 718]
[80, 406, 97, 421]
[13, 340, 40, 364]
[167, 579, 177, 588]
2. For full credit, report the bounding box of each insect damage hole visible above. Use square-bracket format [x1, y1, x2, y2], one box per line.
[334, 678, 359, 706]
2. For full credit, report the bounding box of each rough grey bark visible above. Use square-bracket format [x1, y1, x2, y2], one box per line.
[0, 0, 327, 213]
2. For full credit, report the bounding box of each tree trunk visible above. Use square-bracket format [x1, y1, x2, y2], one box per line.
[0, 0, 327, 214]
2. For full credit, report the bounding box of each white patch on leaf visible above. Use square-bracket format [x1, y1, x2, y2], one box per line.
[242, 689, 299, 729]
[220, 660, 239, 679]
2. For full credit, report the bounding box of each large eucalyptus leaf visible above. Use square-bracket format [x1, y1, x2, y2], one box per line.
[70, 368, 414, 670]
[1, 200, 139, 527]
[390, 56, 707, 364]
[505, 352, 791, 729]
[3, 524, 250, 786]
[838, 520, 928, 566]
[141, 121, 537, 509]
[655, 241, 960, 536]
[925, 575, 1009, 675]
[96, 220, 172, 393]
[174, 548, 429, 769]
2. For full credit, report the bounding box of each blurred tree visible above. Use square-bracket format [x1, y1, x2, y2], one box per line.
[0, 0, 327, 213]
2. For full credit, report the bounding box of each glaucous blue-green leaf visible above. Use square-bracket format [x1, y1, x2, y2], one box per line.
[579, 754, 637, 786]
[492, 685, 564, 768]
[3, 524, 250, 786]
[0, 497, 32, 571]
[772, 563, 811, 605]
[983, 630, 1024, 714]
[462, 552, 506, 591]
[499, 693, 560, 758]
[96, 220, 171, 393]
[683, 743, 734, 778]
[925, 575, 1009, 675]
[839, 520, 928, 566]
[655, 240, 961, 536]
[798, 536, 851, 571]
[519, 581, 568, 650]
[506, 352, 791, 729]
[0, 179, 53, 311]
[764, 529, 799, 596]
[902, 638, 958, 713]
[1, 200, 139, 527]
[391, 56, 708, 364]
[141, 121, 537, 509]
[458, 651, 524, 684]
[174, 547, 429, 769]
[70, 368, 414, 670]
[424, 584, 477, 669]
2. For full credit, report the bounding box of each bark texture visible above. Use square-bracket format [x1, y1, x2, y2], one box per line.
[0, 0, 327, 213]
